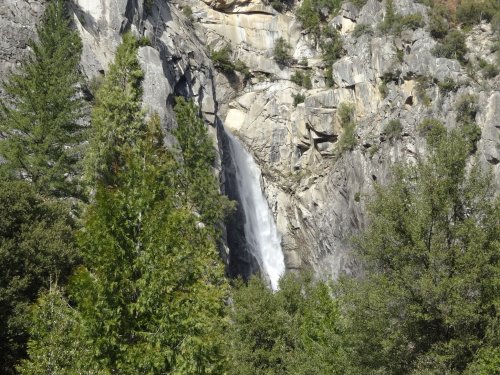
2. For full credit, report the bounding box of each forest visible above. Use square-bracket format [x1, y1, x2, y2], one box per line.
[0, 0, 498, 374]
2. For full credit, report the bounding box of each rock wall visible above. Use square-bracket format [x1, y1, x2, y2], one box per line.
[1, 0, 498, 280]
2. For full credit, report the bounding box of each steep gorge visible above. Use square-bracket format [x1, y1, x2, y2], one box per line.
[1, 0, 498, 281]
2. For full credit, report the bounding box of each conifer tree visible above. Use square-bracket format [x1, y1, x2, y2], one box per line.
[0, 180, 78, 374]
[23, 34, 230, 374]
[0, 0, 84, 198]
[340, 124, 499, 374]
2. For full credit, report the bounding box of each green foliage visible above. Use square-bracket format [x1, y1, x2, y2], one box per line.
[352, 23, 373, 38]
[384, 119, 403, 140]
[320, 26, 344, 65]
[273, 37, 293, 66]
[437, 77, 459, 93]
[337, 103, 357, 153]
[227, 273, 344, 374]
[456, 94, 478, 124]
[182, 5, 193, 21]
[270, 0, 292, 12]
[415, 75, 433, 106]
[325, 66, 335, 87]
[456, 0, 498, 27]
[350, 0, 368, 9]
[85, 32, 145, 187]
[22, 34, 231, 375]
[0, 179, 79, 375]
[478, 58, 499, 78]
[234, 59, 252, 78]
[211, 45, 235, 73]
[0, 0, 85, 198]
[296, 0, 342, 36]
[340, 126, 499, 373]
[429, 6, 449, 39]
[292, 93, 306, 106]
[378, 0, 425, 34]
[432, 30, 468, 64]
[17, 286, 100, 375]
[418, 118, 447, 147]
[291, 70, 313, 89]
[173, 97, 235, 227]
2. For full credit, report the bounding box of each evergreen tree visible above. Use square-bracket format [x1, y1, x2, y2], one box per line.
[17, 286, 100, 375]
[174, 97, 234, 228]
[227, 273, 344, 374]
[340, 124, 499, 374]
[0, 180, 78, 374]
[0, 0, 84, 198]
[23, 34, 230, 374]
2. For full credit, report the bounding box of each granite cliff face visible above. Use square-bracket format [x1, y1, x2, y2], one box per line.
[1, 0, 498, 279]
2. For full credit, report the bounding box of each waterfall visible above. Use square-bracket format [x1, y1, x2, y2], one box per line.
[226, 131, 285, 290]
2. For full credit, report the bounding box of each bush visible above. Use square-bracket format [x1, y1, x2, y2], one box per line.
[478, 59, 499, 78]
[182, 5, 193, 21]
[352, 23, 373, 38]
[337, 103, 357, 152]
[429, 8, 449, 39]
[418, 118, 447, 147]
[399, 13, 425, 30]
[291, 70, 313, 89]
[432, 30, 468, 64]
[292, 93, 306, 106]
[456, 0, 498, 27]
[384, 119, 403, 140]
[273, 37, 293, 66]
[437, 77, 459, 93]
[234, 60, 251, 78]
[296, 0, 342, 36]
[321, 26, 344, 65]
[211, 45, 234, 72]
[456, 94, 478, 124]
[415, 75, 432, 106]
[325, 66, 334, 87]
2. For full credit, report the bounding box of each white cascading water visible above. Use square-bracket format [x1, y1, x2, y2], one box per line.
[226, 131, 285, 290]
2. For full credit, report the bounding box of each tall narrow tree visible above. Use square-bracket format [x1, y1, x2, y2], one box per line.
[0, 0, 84, 198]
[22, 34, 230, 374]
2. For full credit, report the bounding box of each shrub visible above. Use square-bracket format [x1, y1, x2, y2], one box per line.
[437, 77, 459, 93]
[337, 103, 357, 152]
[399, 13, 425, 30]
[478, 59, 499, 78]
[292, 93, 306, 106]
[418, 118, 447, 147]
[429, 8, 449, 39]
[292, 71, 313, 89]
[182, 5, 193, 21]
[211, 45, 234, 72]
[296, 0, 342, 36]
[456, 0, 497, 27]
[456, 94, 478, 124]
[432, 30, 468, 64]
[352, 23, 373, 38]
[234, 60, 251, 78]
[325, 66, 334, 87]
[384, 119, 403, 140]
[321, 26, 344, 65]
[415, 75, 432, 106]
[273, 37, 293, 66]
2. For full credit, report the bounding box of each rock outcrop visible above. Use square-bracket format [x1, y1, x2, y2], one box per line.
[1, 0, 498, 280]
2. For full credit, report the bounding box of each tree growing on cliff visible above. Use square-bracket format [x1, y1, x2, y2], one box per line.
[339, 122, 499, 374]
[0, 0, 85, 198]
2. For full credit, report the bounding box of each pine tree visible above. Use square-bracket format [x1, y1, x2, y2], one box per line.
[23, 34, 230, 374]
[227, 273, 344, 374]
[0, 0, 84, 198]
[340, 123, 499, 374]
[0, 180, 78, 374]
